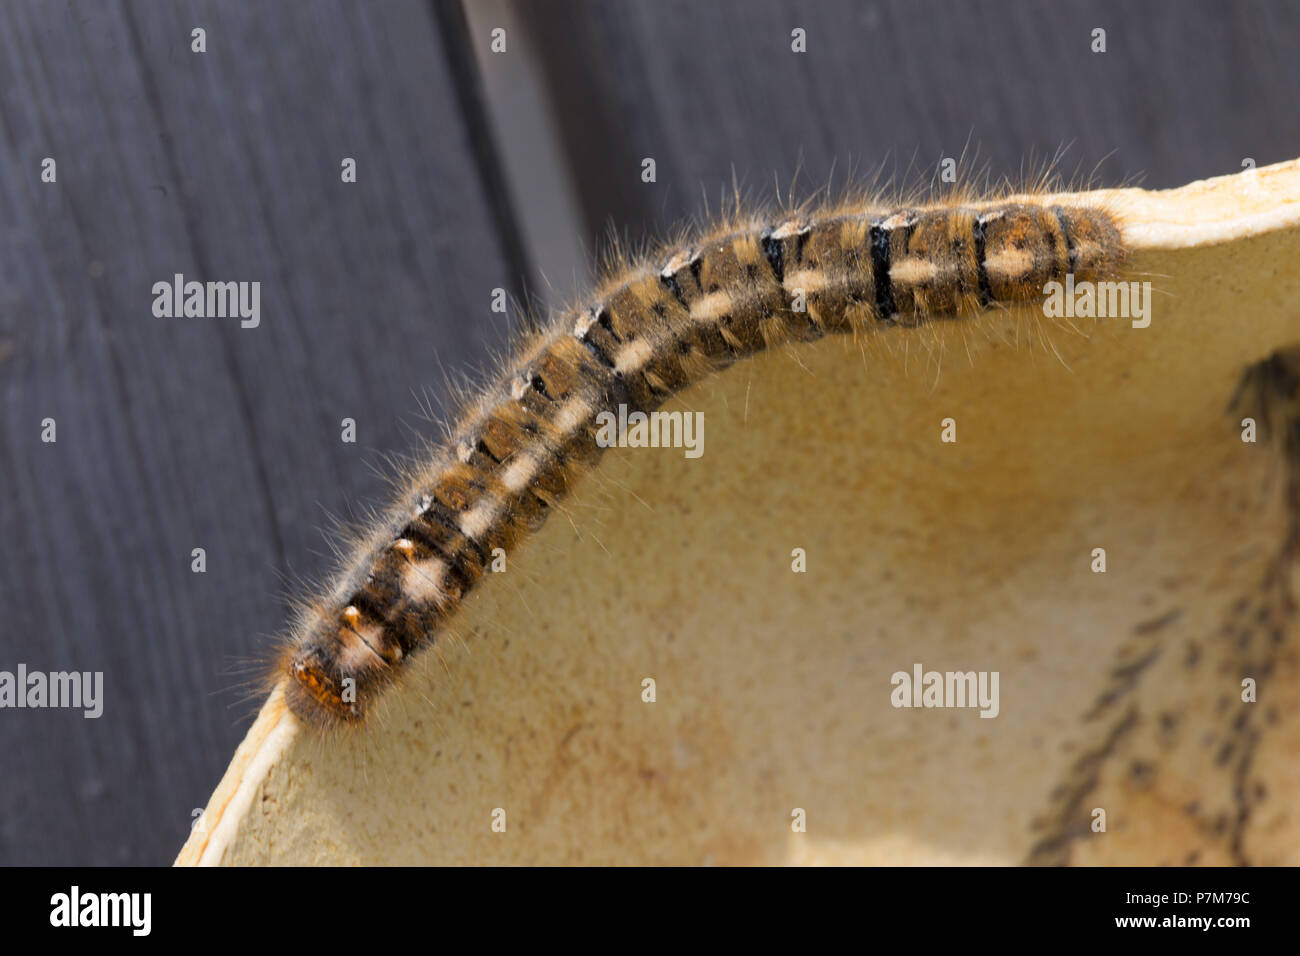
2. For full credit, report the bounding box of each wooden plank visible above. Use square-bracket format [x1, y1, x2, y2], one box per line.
[518, 0, 1300, 249]
[0, 0, 519, 864]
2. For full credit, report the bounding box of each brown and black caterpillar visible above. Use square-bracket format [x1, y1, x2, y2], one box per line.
[272, 194, 1126, 731]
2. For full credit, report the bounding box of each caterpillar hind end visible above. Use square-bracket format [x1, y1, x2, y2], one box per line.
[278, 622, 401, 730]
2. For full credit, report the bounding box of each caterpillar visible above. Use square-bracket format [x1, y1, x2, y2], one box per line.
[273, 193, 1126, 731]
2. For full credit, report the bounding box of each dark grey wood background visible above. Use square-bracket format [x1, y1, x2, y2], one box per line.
[2, 0, 1297, 866]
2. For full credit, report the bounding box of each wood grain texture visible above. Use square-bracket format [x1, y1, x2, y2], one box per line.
[516, 0, 1300, 259]
[0, 0, 516, 864]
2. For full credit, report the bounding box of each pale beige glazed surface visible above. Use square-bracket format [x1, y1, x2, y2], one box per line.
[179, 160, 1300, 865]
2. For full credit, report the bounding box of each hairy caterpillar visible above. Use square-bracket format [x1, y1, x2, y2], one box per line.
[272, 192, 1126, 731]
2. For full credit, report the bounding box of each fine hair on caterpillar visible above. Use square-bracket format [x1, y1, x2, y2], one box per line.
[266, 179, 1127, 733]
